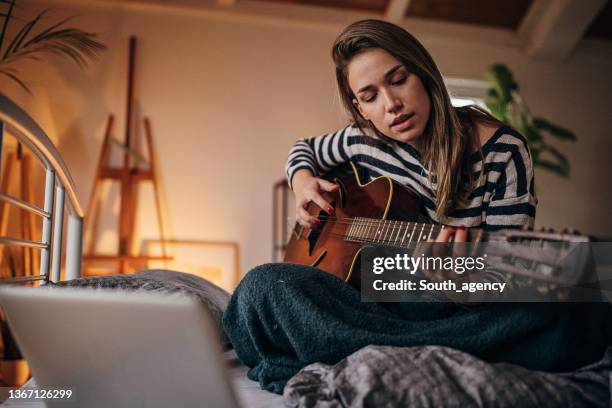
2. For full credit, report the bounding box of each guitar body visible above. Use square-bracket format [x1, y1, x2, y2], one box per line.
[283, 162, 426, 288]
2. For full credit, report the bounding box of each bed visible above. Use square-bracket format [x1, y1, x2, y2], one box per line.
[1, 351, 284, 408]
[1, 94, 611, 408]
[0, 94, 285, 407]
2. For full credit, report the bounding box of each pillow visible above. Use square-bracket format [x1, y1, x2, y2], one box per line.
[52, 269, 232, 350]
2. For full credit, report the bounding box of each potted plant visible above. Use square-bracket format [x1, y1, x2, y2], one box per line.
[484, 64, 576, 178]
[0, 0, 106, 93]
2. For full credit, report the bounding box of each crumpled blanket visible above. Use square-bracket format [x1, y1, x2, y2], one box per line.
[284, 344, 612, 407]
[222, 263, 612, 394]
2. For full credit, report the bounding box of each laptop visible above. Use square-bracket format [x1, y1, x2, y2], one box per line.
[0, 286, 239, 408]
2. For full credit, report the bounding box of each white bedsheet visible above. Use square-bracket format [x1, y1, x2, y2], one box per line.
[1, 350, 284, 408]
[225, 349, 285, 408]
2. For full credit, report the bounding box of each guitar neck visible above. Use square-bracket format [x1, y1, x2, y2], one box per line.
[342, 217, 592, 247]
[344, 218, 485, 248]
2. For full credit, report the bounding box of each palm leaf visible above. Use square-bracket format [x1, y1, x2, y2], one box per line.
[0, 0, 15, 53]
[2, 8, 44, 60]
[0, 66, 30, 93]
[23, 15, 71, 46]
[0, 3, 107, 87]
[1, 18, 106, 69]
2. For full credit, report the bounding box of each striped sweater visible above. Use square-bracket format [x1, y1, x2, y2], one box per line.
[285, 124, 537, 231]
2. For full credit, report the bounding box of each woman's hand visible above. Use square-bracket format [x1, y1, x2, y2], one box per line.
[421, 226, 468, 279]
[291, 169, 339, 229]
[418, 226, 478, 303]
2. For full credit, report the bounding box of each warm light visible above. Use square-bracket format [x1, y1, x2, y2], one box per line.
[145, 240, 240, 292]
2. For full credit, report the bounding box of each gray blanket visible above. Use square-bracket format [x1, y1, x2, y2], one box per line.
[53, 271, 611, 406]
[53, 269, 232, 349]
[284, 344, 612, 407]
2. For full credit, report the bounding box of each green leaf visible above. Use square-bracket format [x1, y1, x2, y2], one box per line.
[2, 9, 45, 60]
[541, 144, 569, 166]
[533, 118, 576, 141]
[536, 159, 570, 178]
[523, 122, 542, 143]
[538, 144, 570, 177]
[1, 22, 106, 68]
[484, 64, 517, 104]
[23, 16, 71, 47]
[484, 98, 507, 122]
[0, 0, 15, 53]
[0, 67, 30, 93]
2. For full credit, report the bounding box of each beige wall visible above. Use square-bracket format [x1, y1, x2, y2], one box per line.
[3, 1, 611, 278]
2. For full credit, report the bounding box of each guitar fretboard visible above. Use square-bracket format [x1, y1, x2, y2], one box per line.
[346, 218, 446, 248]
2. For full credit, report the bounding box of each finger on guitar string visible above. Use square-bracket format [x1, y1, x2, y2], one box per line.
[432, 225, 455, 258]
[292, 171, 339, 228]
[296, 205, 320, 229]
[452, 226, 469, 259]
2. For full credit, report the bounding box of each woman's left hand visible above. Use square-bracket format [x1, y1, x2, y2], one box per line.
[418, 225, 477, 303]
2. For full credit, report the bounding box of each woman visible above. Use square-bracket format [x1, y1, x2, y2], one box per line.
[223, 19, 611, 394]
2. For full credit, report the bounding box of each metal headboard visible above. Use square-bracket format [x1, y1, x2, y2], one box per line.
[0, 94, 84, 284]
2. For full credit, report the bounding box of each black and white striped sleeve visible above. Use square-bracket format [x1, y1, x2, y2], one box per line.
[484, 133, 538, 230]
[285, 124, 355, 190]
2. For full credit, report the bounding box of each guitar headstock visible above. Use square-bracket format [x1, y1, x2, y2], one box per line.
[489, 226, 591, 244]
[482, 226, 603, 300]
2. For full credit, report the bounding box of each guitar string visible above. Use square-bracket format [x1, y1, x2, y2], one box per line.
[301, 220, 446, 245]
[299, 215, 486, 241]
[298, 216, 446, 237]
[301, 215, 438, 229]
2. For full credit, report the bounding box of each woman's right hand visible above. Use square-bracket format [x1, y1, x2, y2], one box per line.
[291, 169, 339, 229]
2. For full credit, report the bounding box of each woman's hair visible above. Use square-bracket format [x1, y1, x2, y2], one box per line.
[331, 19, 503, 221]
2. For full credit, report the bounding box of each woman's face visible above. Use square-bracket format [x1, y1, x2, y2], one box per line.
[347, 48, 431, 146]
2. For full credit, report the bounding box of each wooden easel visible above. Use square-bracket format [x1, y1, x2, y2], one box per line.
[84, 36, 170, 274]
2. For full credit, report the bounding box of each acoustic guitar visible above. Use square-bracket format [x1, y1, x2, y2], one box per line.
[283, 162, 600, 296]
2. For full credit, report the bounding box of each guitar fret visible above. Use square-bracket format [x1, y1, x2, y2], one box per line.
[356, 218, 364, 242]
[400, 222, 410, 246]
[347, 219, 355, 240]
[427, 225, 436, 241]
[393, 221, 402, 244]
[374, 220, 380, 242]
[359, 218, 366, 242]
[417, 223, 426, 242]
[381, 220, 389, 243]
[408, 223, 418, 243]
[367, 219, 376, 242]
[389, 221, 396, 243]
